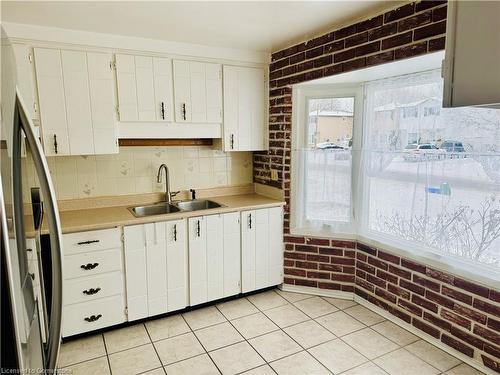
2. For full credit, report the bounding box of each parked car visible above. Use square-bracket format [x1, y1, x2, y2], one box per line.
[440, 141, 467, 158]
[316, 142, 345, 150]
[316, 142, 350, 160]
[403, 143, 441, 161]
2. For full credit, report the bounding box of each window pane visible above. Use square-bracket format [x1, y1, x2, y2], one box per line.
[304, 97, 354, 224]
[364, 71, 500, 269]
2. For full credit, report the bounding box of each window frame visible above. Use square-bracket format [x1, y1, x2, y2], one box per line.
[290, 73, 500, 286]
[291, 84, 363, 238]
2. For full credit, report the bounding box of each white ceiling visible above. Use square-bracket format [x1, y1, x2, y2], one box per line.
[1, 1, 402, 53]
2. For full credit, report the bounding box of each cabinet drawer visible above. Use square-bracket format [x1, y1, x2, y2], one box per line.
[63, 228, 121, 255]
[62, 295, 125, 337]
[64, 272, 123, 305]
[64, 248, 122, 279]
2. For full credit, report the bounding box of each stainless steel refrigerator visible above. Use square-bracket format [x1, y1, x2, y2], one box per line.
[1, 40, 64, 374]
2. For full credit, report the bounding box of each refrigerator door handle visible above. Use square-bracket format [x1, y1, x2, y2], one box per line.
[15, 89, 64, 371]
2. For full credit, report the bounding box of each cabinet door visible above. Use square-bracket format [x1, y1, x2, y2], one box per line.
[189, 62, 207, 123]
[11, 44, 38, 121]
[250, 67, 267, 150]
[443, 1, 500, 107]
[241, 210, 256, 293]
[123, 225, 148, 320]
[115, 54, 138, 121]
[135, 56, 156, 121]
[34, 48, 70, 155]
[145, 222, 168, 316]
[237, 68, 252, 151]
[255, 209, 270, 290]
[223, 66, 239, 151]
[223, 66, 266, 151]
[61, 50, 94, 155]
[223, 212, 241, 297]
[206, 215, 223, 301]
[166, 219, 188, 311]
[153, 57, 173, 122]
[87, 52, 118, 154]
[173, 60, 192, 122]
[268, 207, 284, 286]
[205, 63, 222, 123]
[188, 216, 207, 305]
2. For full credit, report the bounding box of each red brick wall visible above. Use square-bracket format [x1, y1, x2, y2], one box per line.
[257, 1, 500, 372]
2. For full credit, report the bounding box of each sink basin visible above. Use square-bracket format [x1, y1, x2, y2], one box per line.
[176, 199, 224, 211]
[129, 202, 181, 217]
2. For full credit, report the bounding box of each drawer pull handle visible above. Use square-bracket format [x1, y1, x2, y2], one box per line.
[248, 213, 252, 229]
[77, 240, 100, 245]
[196, 220, 201, 237]
[173, 224, 177, 242]
[84, 314, 102, 322]
[81, 263, 99, 270]
[82, 287, 101, 295]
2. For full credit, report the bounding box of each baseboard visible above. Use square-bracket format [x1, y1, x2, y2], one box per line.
[352, 295, 496, 375]
[278, 284, 494, 375]
[279, 284, 354, 300]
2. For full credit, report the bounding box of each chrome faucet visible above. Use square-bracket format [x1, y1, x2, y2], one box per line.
[157, 164, 179, 203]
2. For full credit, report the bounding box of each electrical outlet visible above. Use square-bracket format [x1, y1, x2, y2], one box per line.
[271, 169, 279, 181]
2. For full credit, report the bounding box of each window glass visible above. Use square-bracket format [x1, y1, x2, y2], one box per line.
[362, 70, 500, 270]
[304, 97, 354, 224]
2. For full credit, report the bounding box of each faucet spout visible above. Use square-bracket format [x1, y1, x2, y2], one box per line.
[157, 164, 172, 202]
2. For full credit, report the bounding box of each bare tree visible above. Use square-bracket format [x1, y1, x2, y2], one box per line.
[374, 196, 500, 266]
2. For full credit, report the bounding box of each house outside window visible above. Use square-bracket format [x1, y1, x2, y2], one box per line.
[292, 69, 500, 280]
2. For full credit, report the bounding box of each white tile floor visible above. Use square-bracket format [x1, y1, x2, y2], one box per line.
[58, 288, 486, 375]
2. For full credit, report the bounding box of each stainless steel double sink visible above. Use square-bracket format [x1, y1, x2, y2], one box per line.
[128, 199, 225, 218]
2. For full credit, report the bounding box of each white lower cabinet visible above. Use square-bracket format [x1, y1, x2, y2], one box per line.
[123, 219, 188, 321]
[241, 207, 284, 293]
[61, 227, 125, 337]
[188, 212, 241, 305]
[62, 205, 283, 336]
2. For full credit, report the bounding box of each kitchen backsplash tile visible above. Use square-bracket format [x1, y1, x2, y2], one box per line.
[21, 146, 253, 201]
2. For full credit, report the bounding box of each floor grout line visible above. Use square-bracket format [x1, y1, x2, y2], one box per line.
[213, 303, 271, 372]
[180, 313, 223, 375]
[143, 322, 168, 374]
[59, 288, 477, 375]
[101, 333, 114, 375]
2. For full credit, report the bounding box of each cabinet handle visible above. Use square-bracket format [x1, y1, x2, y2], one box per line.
[53, 134, 58, 154]
[248, 214, 252, 229]
[80, 263, 99, 270]
[173, 224, 177, 242]
[182, 103, 187, 121]
[161, 102, 165, 120]
[82, 287, 101, 295]
[84, 314, 102, 323]
[196, 220, 201, 237]
[230, 134, 234, 149]
[77, 240, 100, 245]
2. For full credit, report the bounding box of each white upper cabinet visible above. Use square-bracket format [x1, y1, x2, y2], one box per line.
[115, 54, 173, 122]
[223, 66, 267, 151]
[34, 47, 117, 155]
[34, 48, 70, 156]
[443, 1, 500, 108]
[11, 44, 39, 122]
[173, 60, 222, 124]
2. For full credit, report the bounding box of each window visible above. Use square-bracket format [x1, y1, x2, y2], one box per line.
[292, 70, 500, 278]
[362, 70, 500, 272]
[291, 86, 362, 236]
